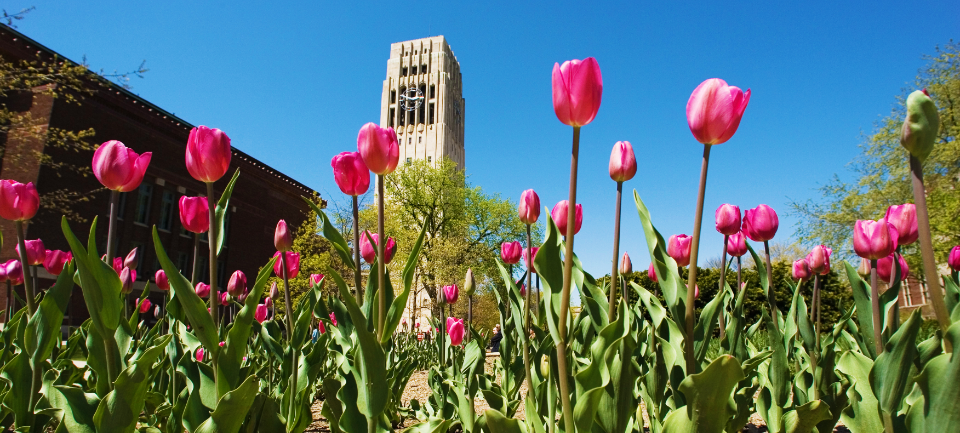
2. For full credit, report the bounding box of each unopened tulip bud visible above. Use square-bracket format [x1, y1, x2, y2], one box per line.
[877, 253, 909, 282]
[16, 239, 45, 265]
[900, 89, 940, 163]
[310, 274, 324, 288]
[715, 204, 741, 236]
[647, 262, 658, 283]
[806, 245, 832, 275]
[853, 219, 899, 260]
[540, 355, 551, 377]
[884, 204, 918, 246]
[195, 282, 211, 298]
[42, 250, 72, 276]
[196, 348, 204, 362]
[686, 78, 750, 145]
[501, 241, 522, 265]
[443, 284, 460, 304]
[179, 196, 210, 234]
[330, 151, 371, 196]
[269, 282, 279, 300]
[551, 200, 583, 236]
[274, 220, 292, 252]
[0, 180, 39, 221]
[523, 247, 539, 273]
[609, 141, 637, 182]
[552, 57, 603, 127]
[220, 292, 230, 306]
[120, 268, 136, 294]
[667, 234, 692, 267]
[518, 189, 541, 225]
[464, 268, 476, 296]
[272, 251, 301, 279]
[743, 205, 779, 242]
[792, 259, 811, 280]
[255, 304, 268, 323]
[950, 246, 960, 272]
[227, 270, 247, 297]
[139, 299, 152, 314]
[186, 126, 231, 183]
[91, 140, 152, 192]
[357, 123, 400, 175]
[726, 231, 748, 258]
[857, 258, 872, 277]
[124, 247, 138, 270]
[619, 252, 632, 275]
[155, 270, 169, 291]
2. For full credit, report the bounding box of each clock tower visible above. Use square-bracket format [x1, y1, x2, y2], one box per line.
[380, 36, 465, 170]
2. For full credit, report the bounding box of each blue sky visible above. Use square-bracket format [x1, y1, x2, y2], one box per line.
[9, 1, 958, 283]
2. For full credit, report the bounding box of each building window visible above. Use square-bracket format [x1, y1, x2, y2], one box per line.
[406, 157, 412, 165]
[421, 64, 427, 73]
[389, 108, 395, 127]
[222, 210, 232, 248]
[135, 184, 153, 225]
[408, 137, 412, 144]
[430, 85, 435, 99]
[217, 260, 226, 286]
[419, 136, 422, 143]
[407, 109, 414, 125]
[427, 156, 432, 163]
[429, 103, 435, 124]
[401, 67, 408, 76]
[116, 192, 128, 220]
[158, 190, 175, 231]
[131, 242, 146, 280]
[411, 66, 417, 75]
[390, 90, 396, 103]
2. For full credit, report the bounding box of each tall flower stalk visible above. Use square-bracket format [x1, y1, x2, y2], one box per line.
[714, 204, 741, 340]
[331, 151, 371, 303]
[517, 188, 539, 399]
[608, 141, 636, 321]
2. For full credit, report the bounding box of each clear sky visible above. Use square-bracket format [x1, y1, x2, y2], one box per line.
[7, 1, 959, 287]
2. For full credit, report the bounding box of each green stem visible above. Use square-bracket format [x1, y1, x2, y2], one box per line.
[718, 235, 729, 341]
[281, 252, 299, 425]
[908, 156, 951, 334]
[524, 224, 533, 399]
[190, 233, 200, 286]
[205, 182, 219, 394]
[377, 174, 386, 339]
[608, 181, 622, 322]
[684, 143, 712, 374]
[556, 126, 580, 433]
[15, 221, 36, 315]
[812, 274, 820, 401]
[764, 240, 780, 335]
[105, 190, 119, 263]
[352, 195, 363, 304]
[870, 259, 884, 356]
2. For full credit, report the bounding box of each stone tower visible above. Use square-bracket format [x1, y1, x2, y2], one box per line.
[379, 36, 465, 170]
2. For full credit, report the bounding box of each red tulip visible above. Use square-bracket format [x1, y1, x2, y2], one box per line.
[359, 231, 396, 264]
[179, 196, 210, 233]
[501, 241, 522, 265]
[948, 246, 960, 272]
[92, 140, 152, 192]
[227, 270, 246, 297]
[443, 284, 459, 304]
[310, 274, 324, 288]
[551, 200, 582, 236]
[124, 247, 139, 270]
[715, 204, 741, 236]
[518, 189, 540, 225]
[120, 268, 136, 294]
[186, 126, 231, 183]
[318, 320, 326, 334]
[877, 253, 909, 282]
[275, 220, 293, 252]
[331, 151, 371, 196]
[792, 259, 811, 280]
[4, 259, 23, 285]
[446, 317, 465, 346]
[647, 262, 658, 283]
[853, 219, 899, 260]
[552, 57, 603, 127]
[667, 234, 692, 267]
[0, 180, 39, 221]
[220, 292, 230, 306]
[195, 282, 211, 298]
[329, 312, 338, 326]
[155, 270, 170, 291]
[619, 252, 632, 275]
[806, 245, 832, 275]
[884, 204, 918, 246]
[524, 247, 540, 273]
[43, 250, 72, 276]
[608, 141, 637, 182]
[196, 348, 205, 362]
[255, 304, 268, 323]
[16, 239, 46, 265]
[742, 205, 779, 242]
[726, 232, 748, 257]
[686, 78, 750, 145]
[273, 251, 301, 279]
[140, 299, 152, 314]
[218, 341, 225, 347]
[357, 123, 399, 175]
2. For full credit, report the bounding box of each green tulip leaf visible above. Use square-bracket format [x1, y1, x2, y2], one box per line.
[218, 255, 276, 397]
[662, 355, 745, 433]
[93, 334, 171, 433]
[382, 220, 427, 344]
[485, 409, 526, 433]
[634, 191, 687, 318]
[533, 208, 564, 346]
[61, 217, 122, 336]
[303, 196, 356, 270]
[911, 320, 960, 430]
[870, 309, 922, 416]
[836, 351, 883, 432]
[194, 375, 259, 433]
[26, 260, 75, 369]
[782, 400, 832, 433]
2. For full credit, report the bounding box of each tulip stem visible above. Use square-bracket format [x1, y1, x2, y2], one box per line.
[684, 143, 712, 374]
[870, 260, 884, 356]
[106, 190, 119, 264]
[812, 274, 821, 401]
[352, 195, 363, 304]
[763, 240, 780, 335]
[608, 181, 623, 322]
[737, 256, 742, 293]
[909, 156, 951, 334]
[281, 252, 299, 425]
[524, 224, 533, 400]
[377, 174, 386, 340]
[718, 236, 729, 341]
[190, 233, 200, 286]
[467, 295, 473, 343]
[205, 182, 220, 394]
[15, 221, 36, 315]
[556, 125, 580, 433]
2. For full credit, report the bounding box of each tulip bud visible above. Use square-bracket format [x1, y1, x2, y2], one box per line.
[0, 180, 39, 221]
[155, 270, 170, 291]
[274, 220, 293, 252]
[552, 57, 603, 127]
[357, 123, 400, 175]
[884, 204, 918, 246]
[523, 247, 539, 273]
[154, 305, 161, 318]
[446, 317, 465, 346]
[647, 262, 658, 283]
[608, 141, 637, 182]
[518, 189, 541, 225]
[195, 282, 211, 298]
[255, 304, 268, 323]
[218, 341, 225, 347]
[269, 283, 279, 300]
[667, 234, 692, 267]
[715, 204, 741, 236]
[329, 312, 338, 326]
[857, 258, 872, 277]
[792, 259, 811, 280]
[139, 299, 152, 314]
[949, 246, 960, 272]
[742, 205, 779, 242]
[686, 78, 750, 145]
[540, 355, 551, 377]
[501, 241, 522, 265]
[4, 259, 23, 285]
[220, 292, 230, 306]
[237, 290, 248, 305]
[877, 253, 909, 283]
[186, 126, 232, 183]
[726, 231, 748, 257]
[310, 274, 324, 288]
[464, 268, 476, 296]
[900, 89, 940, 163]
[619, 252, 632, 275]
[318, 320, 326, 334]
[227, 270, 247, 297]
[519, 283, 526, 297]
[443, 284, 460, 304]
[330, 151, 371, 196]
[43, 250, 72, 276]
[111, 257, 123, 275]
[853, 219, 899, 260]
[196, 348, 205, 362]
[179, 196, 210, 234]
[551, 200, 582, 236]
[273, 251, 301, 279]
[91, 140, 152, 192]
[359, 231, 397, 264]
[120, 268, 136, 294]
[694, 285, 700, 299]
[16, 239, 46, 265]
[124, 247, 138, 270]
[806, 245, 832, 275]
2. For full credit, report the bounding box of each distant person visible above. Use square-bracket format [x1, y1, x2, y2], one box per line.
[489, 324, 502, 353]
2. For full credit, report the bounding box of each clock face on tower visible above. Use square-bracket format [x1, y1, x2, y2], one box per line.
[399, 87, 424, 111]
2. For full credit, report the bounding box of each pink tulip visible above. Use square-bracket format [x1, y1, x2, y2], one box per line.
[519, 282, 526, 297]
[877, 253, 909, 282]
[140, 299, 152, 314]
[609, 141, 637, 182]
[620, 252, 632, 274]
[0, 180, 39, 221]
[359, 231, 396, 264]
[273, 251, 301, 279]
[155, 270, 170, 291]
[329, 312, 338, 326]
[446, 317, 465, 346]
[124, 247, 138, 270]
[742, 205, 779, 242]
[186, 126, 231, 183]
[111, 257, 123, 275]
[269, 283, 279, 300]
[443, 284, 459, 304]
[43, 250, 72, 276]
[853, 219, 899, 260]
[310, 274, 324, 287]
[647, 262, 658, 283]
[551, 200, 582, 236]
[552, 57, 603, 127]
[806, 245, 832, 275]
[948, 246, 960, 272]
[92, 140, 152, 192]
[357, 123, 399, 175]
[792, 259, 811, 280]
[120, 268, 136, 294]
[196, 348, 205, 362]
[667, 234, 692, 267]
[195, 282, 211, 298]
[524, 246, 540, 273]
[218, 341, 225, 347]
[331, 151, 371, 196]
[884, 204, 918, 246]
[237, 289, 248, 304]
[179, 196, 210, 234]
[220, 292, 230, 306]
[726, 232, 748, 257]
[715, 204, 741, 236]
[694, 285, 700, 299]
[501, 241, 522, 265]
[518, 189, 540, 225]
[16, 239, 46, 265]
[318, 320, 326, 334]
[686, 78, 751, 145]
[4, 259, 23, 285]
[274, 220, 293, 252]
[255, 304, 268, 323]
[227, 270, 247, 297]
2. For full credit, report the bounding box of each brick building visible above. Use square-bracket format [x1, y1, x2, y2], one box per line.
[0, 24, 320, 326]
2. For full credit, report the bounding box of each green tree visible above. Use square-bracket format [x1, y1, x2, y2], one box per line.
[790, 41, 960, 275]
